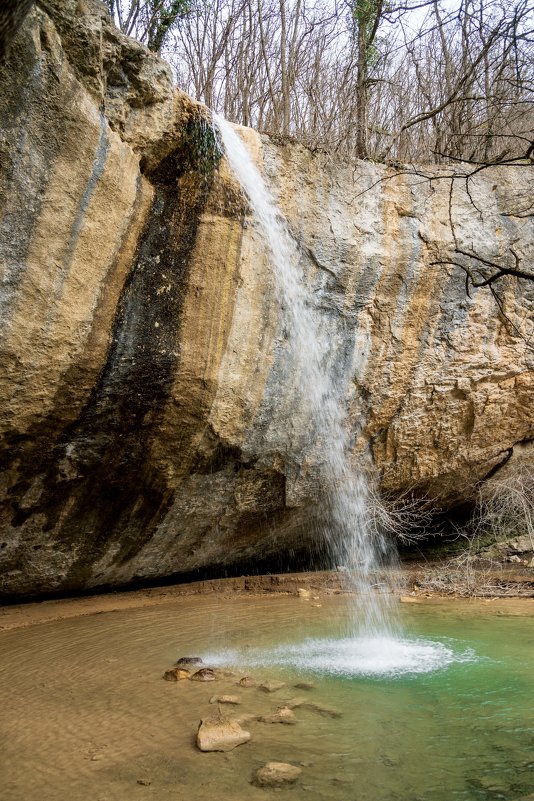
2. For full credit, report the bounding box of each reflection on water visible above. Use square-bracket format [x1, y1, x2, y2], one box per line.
[1, 595, 533, 801]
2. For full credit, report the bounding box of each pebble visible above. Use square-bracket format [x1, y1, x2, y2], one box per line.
[297, 588, 311, 598]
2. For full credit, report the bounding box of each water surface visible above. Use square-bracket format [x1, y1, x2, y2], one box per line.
[1, 595, 533, 801]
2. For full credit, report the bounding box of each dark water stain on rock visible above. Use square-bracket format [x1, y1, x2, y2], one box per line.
[1, 120, 223, 594]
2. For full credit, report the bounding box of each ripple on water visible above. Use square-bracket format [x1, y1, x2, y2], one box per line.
[206, 635, 478, 678]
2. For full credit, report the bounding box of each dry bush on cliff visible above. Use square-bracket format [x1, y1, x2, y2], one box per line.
[419, 465, 534, 596]
[476, 462, 534, 545]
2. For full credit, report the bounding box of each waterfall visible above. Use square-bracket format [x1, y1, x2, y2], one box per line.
[213, 114, 399, 636]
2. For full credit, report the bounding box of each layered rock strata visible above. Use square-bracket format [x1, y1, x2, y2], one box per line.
[0, 0, 532, 596]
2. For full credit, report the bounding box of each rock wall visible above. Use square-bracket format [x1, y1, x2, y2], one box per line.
[0, 0, 532, 596]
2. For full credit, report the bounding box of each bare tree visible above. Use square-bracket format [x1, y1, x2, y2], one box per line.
[113, 0, 533, 166]
[109, 0, 193, 53]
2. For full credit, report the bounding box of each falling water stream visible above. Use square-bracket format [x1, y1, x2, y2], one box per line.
[212, 114, 464, 676]
[213, 113, 396, 632]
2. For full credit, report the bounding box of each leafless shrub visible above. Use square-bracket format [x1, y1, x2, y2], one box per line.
[369, 485, 435, 545]
[475, 462, 534, 545]
[417, 548, 528, 596]
[419, 464, 534, 596]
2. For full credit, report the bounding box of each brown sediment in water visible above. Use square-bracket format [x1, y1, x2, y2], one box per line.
[1, 590, 534, 801]
[0, 566, 533, 632]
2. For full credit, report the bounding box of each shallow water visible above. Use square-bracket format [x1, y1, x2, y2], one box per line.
[1, 595, 533, 801]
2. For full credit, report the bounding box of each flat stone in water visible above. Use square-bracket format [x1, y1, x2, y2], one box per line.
[294, 681, 316, 691]
[253, 762, 302, 786]
[196, 717, 251, 752]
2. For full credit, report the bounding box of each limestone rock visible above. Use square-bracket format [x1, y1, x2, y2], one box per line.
[508, 536, 534, 554]
[175, 657, 203, 668]
[253, 762, 302, 787]
[259, 681, 286, 693]
[196, 717, 251, 752]
[190, 669, 217, 682]
[238, 677, 259, 688]
[259, 706, 296, 725]
[0, 0, 533, 598]
[163, 668, 190, 681]
[209, 695, 241, 705]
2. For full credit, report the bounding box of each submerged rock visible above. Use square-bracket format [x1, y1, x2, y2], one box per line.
[163, 668, 190, 681]
[196, 717, 251, 752]
[284, 699, 342, 718]
[259, 681, 286, 693]
[259, 706, 296, 725]
[191, 668, 217, 682]
[252, 762, 302, 787]
[294, 682, 315, 691]
[238, 676, 259, 687]
[209, 695, 241, 705]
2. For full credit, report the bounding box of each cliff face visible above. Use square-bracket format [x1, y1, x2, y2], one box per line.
[0, 1, 532, 597]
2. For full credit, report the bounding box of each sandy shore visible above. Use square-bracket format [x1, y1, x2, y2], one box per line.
[1, 568, 533, 631]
